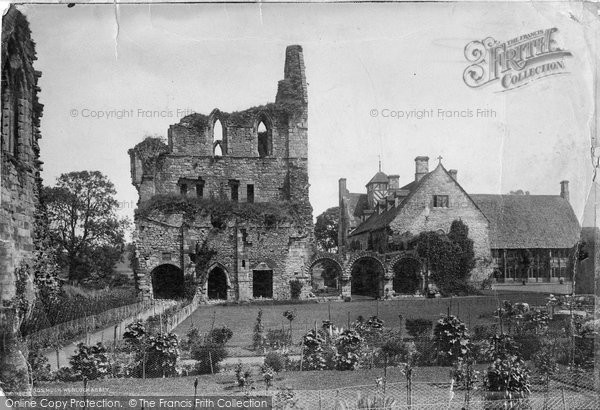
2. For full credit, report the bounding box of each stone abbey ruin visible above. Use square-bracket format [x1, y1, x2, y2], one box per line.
[129, 46, 314, 301]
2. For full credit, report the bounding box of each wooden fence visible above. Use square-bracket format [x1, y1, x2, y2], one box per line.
[27, 299, 153, 348]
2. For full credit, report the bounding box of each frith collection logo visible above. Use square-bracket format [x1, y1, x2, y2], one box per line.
[463, 28, 572, 91]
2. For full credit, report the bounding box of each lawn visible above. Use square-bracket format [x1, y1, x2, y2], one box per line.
[172, 291, 551, 355]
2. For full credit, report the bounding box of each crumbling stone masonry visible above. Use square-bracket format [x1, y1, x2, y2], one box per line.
[129, 45, 314, 301]
[0, 6, 43, 394]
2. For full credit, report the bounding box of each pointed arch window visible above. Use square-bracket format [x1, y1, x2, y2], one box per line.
[257, 117, 271, 157]
[213, 119, 224, 157]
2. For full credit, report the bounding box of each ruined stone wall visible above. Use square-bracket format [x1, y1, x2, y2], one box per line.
[130, 46, 313, 301]
[0, 5, 43, 394]
[135, 209, 312, 300]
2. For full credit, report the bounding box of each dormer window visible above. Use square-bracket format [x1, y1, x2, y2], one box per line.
[433, 195, 449, 208]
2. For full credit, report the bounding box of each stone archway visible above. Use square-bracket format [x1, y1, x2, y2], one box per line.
[151, 264, 184, 299]
[392, 258, 422, 295]
[207, 265, 228, 300]
[348, 256, 386, 299]
[305, 253, 344, 296]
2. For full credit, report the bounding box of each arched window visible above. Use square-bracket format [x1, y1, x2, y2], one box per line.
[213, 119, 224, 156]
[257, 119, 271, 157]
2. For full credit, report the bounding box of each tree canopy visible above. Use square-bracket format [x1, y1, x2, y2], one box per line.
[43, 171, 129, 283]
[314, 206, 339, 252]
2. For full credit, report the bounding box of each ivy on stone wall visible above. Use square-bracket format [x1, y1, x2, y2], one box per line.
[136, 194, 307, 227]
[130, 137, 169, 173]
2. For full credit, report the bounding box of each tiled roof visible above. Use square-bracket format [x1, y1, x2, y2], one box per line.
[471, 194, 581, 249]
[367, 171, 389, 185]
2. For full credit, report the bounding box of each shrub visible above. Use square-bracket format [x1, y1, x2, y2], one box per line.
[191, 344, 228, 374]
[264, 351, 286, 372]
[335, 329, 364, 370]
[266, 329, 289, 350]
[235, 363, 252, 389]
[377, 331, 412, 367]
[144, 333, 179, 378]
[413, 338, 437, 367]
[28, 348, 54, 383]
[433, 315, 471, 366]
[289, 280, 303, 300]
[302, 329, 327, 370]
[69, 342, 110, 380]
[207, 326, 233, 345]
[405, 318, 433, 338]
[55, 366, 79, 382]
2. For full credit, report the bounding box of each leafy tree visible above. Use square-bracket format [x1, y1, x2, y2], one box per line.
[314, 207, 339, 252]
[509, 189, 530, 195]
[43, 171, 129, 282]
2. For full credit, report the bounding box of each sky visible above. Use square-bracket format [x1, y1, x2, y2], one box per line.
[9, 2, 599, 236]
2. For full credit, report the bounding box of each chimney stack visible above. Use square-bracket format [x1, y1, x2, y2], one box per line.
[449, 169, 458, 181]
[388, 175, 400, 189]
[560, 180, 569, 202]
[415, 156, 429, 182]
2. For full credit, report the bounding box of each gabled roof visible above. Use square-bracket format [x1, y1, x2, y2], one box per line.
[367, 171, 389, 186]
[471, 194, 581, 249]
[350, 194, 369, 218]
[350, 168, 435, 236]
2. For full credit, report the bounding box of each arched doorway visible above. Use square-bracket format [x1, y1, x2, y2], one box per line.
[392, 258, 422, 295]
[309, 258, 343, 296]
[350, 257, 385, 299]
[207, 266, 228, 300]
[151, 264, 184, 299]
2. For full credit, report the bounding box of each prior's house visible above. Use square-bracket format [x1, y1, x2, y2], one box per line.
[339, 156, 581, 294]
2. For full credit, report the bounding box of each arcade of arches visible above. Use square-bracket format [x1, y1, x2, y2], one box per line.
[150, 254, 424, 301]
[306, 253, 424, 299]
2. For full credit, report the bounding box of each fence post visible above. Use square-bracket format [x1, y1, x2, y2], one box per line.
[318, 389, 322, 410]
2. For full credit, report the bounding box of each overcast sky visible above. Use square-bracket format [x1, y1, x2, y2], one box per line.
[13, 2, 599, 235]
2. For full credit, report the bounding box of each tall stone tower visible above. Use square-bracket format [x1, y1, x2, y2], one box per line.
[129, 45, 313, 302]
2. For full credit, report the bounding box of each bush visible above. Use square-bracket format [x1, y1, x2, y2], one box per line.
[207, 326, 233, 345]
[405, 318, 432, 338]
[144, 333, 179, 378]
[433, 315, 471, 366]
[264, 351, 286, 372]
[28, 348, 54, 383]
[192, 345, 228, 374]
[335, 329, 364, 370]
[55, 366, 79, 382]
[413, 338, 437, 367]
[265, 329, 288, 350]
[69, 342, 110, 380]
[289, 280, 303, 300]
